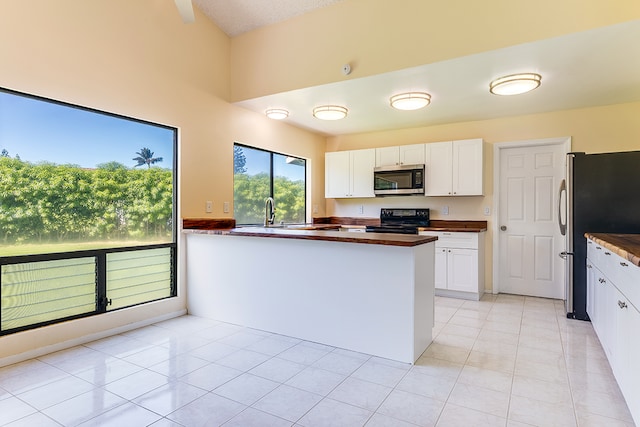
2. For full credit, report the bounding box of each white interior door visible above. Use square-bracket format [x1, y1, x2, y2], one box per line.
[497, 141, 567, 299]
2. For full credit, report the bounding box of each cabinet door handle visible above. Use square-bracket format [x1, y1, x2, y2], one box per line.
[596, 247, 602, 250]
[618, 300, 628, 309]
[605, 252, 611, 256]
[587, 264, 592, 268]
[620, 262, 629, 267]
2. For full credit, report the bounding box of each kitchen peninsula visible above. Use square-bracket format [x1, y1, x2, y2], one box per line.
[185, 228, 437, 363]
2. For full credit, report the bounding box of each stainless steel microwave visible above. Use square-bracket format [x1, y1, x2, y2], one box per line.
[373, 164, 425, 196]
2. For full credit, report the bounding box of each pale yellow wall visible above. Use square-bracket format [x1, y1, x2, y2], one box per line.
[230, 0, 640, 101]
[326, 101, 640, 291]
[0, 0, 325, 361]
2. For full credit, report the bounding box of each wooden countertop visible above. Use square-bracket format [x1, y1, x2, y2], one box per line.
[419, 220, 487, 232]
[227, 227, 438, 247]
[182, 218, 487, 233]
[585, 233, 640, 267]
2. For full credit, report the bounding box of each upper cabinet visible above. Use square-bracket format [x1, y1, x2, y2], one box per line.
[325, 149, 375, 198]
[425, 139, 483, 196]
[375, 144, 425, 167]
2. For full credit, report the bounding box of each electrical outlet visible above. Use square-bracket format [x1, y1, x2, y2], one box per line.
[442, 206, 449, 215]
[484, 206, 491, 216]
[223, 201, 230, 213]
[205, 201, 213, 213]
[358, 205, 364, 214]
[313, 204, 319, 214]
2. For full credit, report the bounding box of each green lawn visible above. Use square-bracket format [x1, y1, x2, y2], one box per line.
[0, 240, 170, 257]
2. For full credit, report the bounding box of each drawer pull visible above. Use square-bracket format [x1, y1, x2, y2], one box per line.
[620, 262, 629, 267]
[587, 264, 592, 269]
[618, 300, 628, 309]
[596, 247, 602, 250]
[605, 252, 611, 256]
[599, 278, 606, 283]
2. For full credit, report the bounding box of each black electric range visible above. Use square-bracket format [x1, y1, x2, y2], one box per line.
[365, 208, 430, 235]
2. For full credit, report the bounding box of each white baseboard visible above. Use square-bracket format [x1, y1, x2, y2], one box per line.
[0, 309, 186, 368]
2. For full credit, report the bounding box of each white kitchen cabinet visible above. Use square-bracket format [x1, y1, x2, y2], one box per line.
[587, 238, 640, 426]
[425, 139, 483, 196]
[419, 231, 485, 300]
[375, 144, 425, 167]
[325, 149, 375, 198]
[424, 142, 452, 195]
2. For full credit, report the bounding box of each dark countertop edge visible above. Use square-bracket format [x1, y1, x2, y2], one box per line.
[182, 217, 487, 233]
[182, 218, 236, 230]
[585, 233, 640, 267]
[226, 228, 438, 247]
[183, 229, 233, 235]
[418, 227, 487, 233]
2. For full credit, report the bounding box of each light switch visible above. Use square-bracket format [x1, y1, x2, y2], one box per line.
[484, 206, 491, 216]
[223, 201, 230, 213]
[442, 206, 449, 215]
[205, 201, 213, 213]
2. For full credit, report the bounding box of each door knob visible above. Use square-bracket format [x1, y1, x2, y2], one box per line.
[500, 225, 507, 231]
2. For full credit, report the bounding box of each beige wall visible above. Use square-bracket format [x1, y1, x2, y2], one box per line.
[326, 101, 640, 291]
[230, 0, 640, 101]
[1, 0, 639, 361]
[0, 0, 325, 362]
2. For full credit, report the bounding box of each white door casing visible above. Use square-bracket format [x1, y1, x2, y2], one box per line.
[493, 137, 570, 298]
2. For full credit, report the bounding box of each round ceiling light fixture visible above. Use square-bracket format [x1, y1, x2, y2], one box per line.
[390, 92, 431, 110]
[489, 73, 542, 96]
[265, 108, 289, 120]
[313, 105, 348, 120]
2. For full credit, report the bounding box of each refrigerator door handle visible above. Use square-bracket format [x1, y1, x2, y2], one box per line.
[557, 179, 567, 236]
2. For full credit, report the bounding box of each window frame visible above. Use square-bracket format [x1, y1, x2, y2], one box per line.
[0, 87, 178, 336]
[233, 142, 307, 226]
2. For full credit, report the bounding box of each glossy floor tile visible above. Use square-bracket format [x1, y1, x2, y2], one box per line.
[0, 295, 635, 426]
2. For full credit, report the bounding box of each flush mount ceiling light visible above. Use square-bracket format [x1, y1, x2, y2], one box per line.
[265, 108, 289, 120]
[313, 105, 348, 120]
[489, 73, 542, 96]
[390, 92, 431, 110]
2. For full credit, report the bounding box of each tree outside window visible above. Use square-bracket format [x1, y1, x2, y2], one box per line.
[233, 144, 306, 225]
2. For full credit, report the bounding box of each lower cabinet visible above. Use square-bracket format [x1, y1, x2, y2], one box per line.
[587, 238, 640, 426]
[420, 231, 485, 300]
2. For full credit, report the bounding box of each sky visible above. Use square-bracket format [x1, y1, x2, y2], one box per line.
[0, 90, 174, 168]
[237, 145, 306, 182]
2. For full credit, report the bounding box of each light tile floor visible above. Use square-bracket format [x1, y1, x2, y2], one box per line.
[0, 294, 635, 426]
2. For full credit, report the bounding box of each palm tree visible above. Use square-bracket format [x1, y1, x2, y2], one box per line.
[133, 148, 163, 168]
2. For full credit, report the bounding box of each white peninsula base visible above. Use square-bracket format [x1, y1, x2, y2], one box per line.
[186, 233, 435, 363]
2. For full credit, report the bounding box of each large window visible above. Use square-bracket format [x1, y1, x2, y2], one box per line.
[233, 143, 306, 225]
[0, 87, 177, 335]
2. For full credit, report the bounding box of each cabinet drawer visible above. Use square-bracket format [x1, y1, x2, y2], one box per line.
[608, 252, 640, 311]
[419, 231, 478, 249]
[588, 240, 607, 267]
[587, 239, 640, 313]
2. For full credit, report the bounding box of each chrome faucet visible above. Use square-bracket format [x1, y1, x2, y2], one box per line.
[264, 197, 275, 226]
